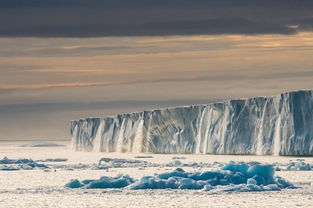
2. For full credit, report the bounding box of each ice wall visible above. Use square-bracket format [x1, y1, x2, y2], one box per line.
[70, 90, 313, 156]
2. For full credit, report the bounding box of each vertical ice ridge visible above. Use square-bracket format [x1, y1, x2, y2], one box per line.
[273, 115, 281, 156]
[132, 118, 144, 153]
[71, 125, 78, 151]
[195, 106, 206, 154]
[256, 98, 268, 155]
[116, 117, 126, 152]
[93, 120, 104, 152]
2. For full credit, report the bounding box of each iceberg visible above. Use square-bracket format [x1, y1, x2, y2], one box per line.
[70, 90, 313, 155]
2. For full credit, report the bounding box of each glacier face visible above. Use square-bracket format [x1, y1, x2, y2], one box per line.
[70, 90, 313, 156]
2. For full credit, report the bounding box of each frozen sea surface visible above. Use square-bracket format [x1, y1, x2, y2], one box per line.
[0, 141, 313, 208]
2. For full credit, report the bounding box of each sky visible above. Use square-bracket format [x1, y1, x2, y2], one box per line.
[1, 0, 313, 140]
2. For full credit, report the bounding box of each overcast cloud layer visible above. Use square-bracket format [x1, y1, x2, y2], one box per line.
[1, 0, 313, 37]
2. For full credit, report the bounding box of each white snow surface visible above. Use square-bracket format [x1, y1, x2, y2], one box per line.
[71, 90, 313, 155]
[0, 141, 313, 208]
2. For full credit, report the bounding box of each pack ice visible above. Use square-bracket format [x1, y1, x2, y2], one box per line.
[71, 90, 313, 155]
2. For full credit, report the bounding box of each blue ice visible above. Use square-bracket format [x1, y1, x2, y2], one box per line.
[65, 161, 296, 192]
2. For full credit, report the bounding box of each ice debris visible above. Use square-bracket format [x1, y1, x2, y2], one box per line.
[37, 158, 68, 162]
[134, 155, 154, 159]
[172, 156, 186, 160]
[98, 158, 153, 168]
[20, 141, 65, 147]
[65, 161, 295, 192]
[0, 157, 48, 171]
[0, 157, 33, 164]
[286, 160, 312, 171]
[65, 175, 135, 189]
[165, 160, 219, 168]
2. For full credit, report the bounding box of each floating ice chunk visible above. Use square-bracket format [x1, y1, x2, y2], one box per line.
[209, 184, 257, 193]
[99, 158, 142, 164]
[263, 184, 280, 191]
[37, 158, 68, 162]
[247, 178, 257, 185]
[203, 183, 281, 193]
[202, 185, 215, 191]
[0, 157, 48, 171]
[178, 178, 204, 190]
[20, 141, 65, 147]
[65, 179, 84, 189]
[189, 170, 225, 181]
[0, 166, 21, 171]
[134, 155, 154, 159]
[102, 190, 123, 193]
[221, 161, 249, 174]
[221, 162, 276, 185]
[98, 158, 149, 168]
[166, 160, 183, 167]
[275, 176, 295, 188]
[174, 168, 185, 172]
[172, 157, 186, 160]
[224, 172, 246, 184]
[130, 177, 167, 190]
[86, 175, 135, 189]
[166, 161, 208, 168]
[286, 160, 312, 171]
[27, 163, 48, 169]
[157, 170, 188, 180]
[0, 157, 33, 164]
[247, 164, 274, 184]
[66, 175, 135, 189]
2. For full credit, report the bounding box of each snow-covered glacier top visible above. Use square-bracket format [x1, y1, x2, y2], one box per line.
[70, 90, 313, 156]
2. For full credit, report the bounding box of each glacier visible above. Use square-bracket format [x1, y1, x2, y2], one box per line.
[70, 90, 313, 156]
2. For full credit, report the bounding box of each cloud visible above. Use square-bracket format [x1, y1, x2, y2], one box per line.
[0, 99, 218, 114]
[0, 0, 313, 37]
[0, 89, 14, 95]
[0, 81, 119, 90]
[2, 70, 313, 92]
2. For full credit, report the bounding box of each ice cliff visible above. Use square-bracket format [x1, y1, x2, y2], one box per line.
[70, 90, 313, 156]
